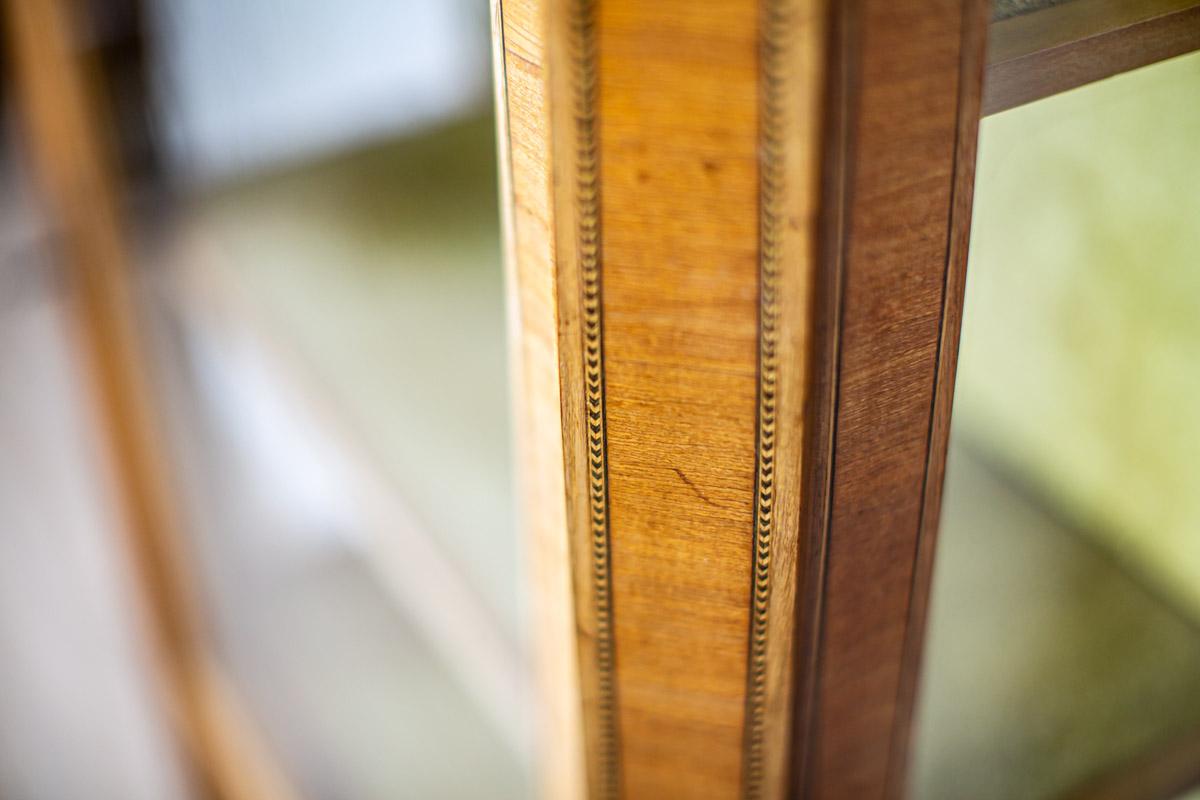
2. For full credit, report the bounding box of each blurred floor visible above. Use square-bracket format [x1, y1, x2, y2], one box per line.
[911, 52, 1200, 799]
[0, 114, 528, 799]
[165, 117, 521, 644]
[146, 3, 526, 789]
[954, 50, 1200, 621]
[150, 279, 529, 800]
[914, 442, 1200, 799]
[150, 115, 530, 799]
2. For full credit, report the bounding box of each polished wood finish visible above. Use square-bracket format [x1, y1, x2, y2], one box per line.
[796, 1, 988, 798]
[885, 0, 990, 794]
[492, 1, 590, 798]
[497, 0, 983, 797]
[984, 0, 1200, 115]
[597, 2, 760, 797]
[501, 0, 824, 795]
[3, 2, 294, 799]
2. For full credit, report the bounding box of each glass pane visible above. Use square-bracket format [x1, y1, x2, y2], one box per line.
[915, 50, 1200, 799]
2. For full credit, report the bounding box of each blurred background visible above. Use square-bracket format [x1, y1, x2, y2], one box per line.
[0, 0, 1196, 798]
[0, 1, 526, 799]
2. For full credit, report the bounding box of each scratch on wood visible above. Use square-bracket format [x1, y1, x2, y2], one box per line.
[672, 466, 722, 509]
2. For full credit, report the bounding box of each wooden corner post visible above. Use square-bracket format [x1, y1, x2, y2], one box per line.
[492, 0, 988, 796]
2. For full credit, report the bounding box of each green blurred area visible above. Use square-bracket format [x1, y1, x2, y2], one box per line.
[173, 117, 526, 799]
[191, 117, 520, 642]
[914, 50, 1200, 799]
[956, 49, 1200, 623]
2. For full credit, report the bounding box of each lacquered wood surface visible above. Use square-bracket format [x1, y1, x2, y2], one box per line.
[800, 1, 988, 797]
[493, 1, 590, 798]
[513, 0, 826, 795]
[497, 1, 982, 797]
[598, 2, 760, 797]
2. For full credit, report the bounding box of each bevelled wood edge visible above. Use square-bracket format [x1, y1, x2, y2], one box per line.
[492, 0, 589, 797]
[983, 0, 1200, 115]
[884, 0, 990, 795]
[747, 1, 828, 799]
[792, 0, 990, 796]
[789, 0, 853, 792]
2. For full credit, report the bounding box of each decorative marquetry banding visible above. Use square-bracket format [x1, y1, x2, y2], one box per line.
[570, 0, 619, 797]
[743, 0, 787, 797]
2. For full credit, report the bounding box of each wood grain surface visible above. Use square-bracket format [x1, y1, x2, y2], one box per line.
[886, 0, 990, 794]
[539, 0, 825, 795]
[597, 2, 760, 797]
[499, 0, 982, 797]
[493, 0, 589, 798]
[799, 0, 988, 798]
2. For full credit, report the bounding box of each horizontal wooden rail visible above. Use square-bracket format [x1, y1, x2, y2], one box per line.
[984, 0, 1200, 115]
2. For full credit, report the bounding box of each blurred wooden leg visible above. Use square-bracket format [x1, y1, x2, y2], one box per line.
[2, 2, 295, 799]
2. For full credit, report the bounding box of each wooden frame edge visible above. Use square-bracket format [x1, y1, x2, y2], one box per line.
[493, 0, 591, 797]
[793, 1, 990, 796]
[984, 0, 1200, 115]
[885, 0, 991, 794]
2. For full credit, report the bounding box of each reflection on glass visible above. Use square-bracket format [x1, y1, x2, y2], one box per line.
[914, 51, 1200, 799]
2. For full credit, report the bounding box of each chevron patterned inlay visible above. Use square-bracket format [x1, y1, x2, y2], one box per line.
[743, 0, 787, 796]
[572, 0, 618, 796]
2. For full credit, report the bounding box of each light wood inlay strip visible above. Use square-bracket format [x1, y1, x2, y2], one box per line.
[750, 1, 827, 799]
[565, 0, 620, 794]
[494, 0, 590, 797]
[547, 0, 620, 795]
